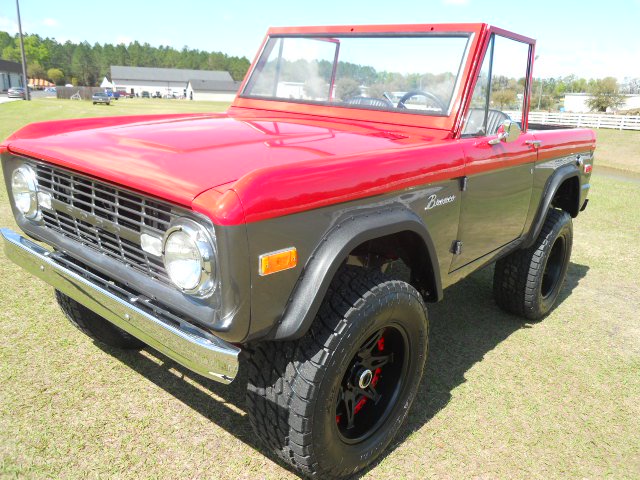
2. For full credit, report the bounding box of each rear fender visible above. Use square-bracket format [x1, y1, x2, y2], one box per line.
[524, 163, 580, 248]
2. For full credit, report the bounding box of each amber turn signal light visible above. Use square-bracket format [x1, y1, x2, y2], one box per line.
[259, 247, 297, 276]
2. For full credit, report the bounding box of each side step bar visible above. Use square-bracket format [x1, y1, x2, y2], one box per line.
[1, 228, 240, 384]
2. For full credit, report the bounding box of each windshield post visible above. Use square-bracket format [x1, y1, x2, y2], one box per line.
[329, 41, 340, 101]
[272, 39, 285, 97]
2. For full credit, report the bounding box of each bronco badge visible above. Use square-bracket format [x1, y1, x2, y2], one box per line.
[425, 194, 456, 210]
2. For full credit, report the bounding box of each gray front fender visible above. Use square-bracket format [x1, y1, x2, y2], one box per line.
[268, 205, 441, 340]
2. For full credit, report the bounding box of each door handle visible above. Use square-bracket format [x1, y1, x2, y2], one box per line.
[525, 140, 542, 148]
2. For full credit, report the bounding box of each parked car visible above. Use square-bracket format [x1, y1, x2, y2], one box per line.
[141, 91, 150, 98]
[1, 23, 595, 479]
[7, 87, 26, 99]
[91, 92, 111, 105]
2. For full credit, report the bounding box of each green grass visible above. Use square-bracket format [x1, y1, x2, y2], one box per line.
[1, 99, 639, 479]
[0, 97, 229, 142]
[593, 128, 640, 173]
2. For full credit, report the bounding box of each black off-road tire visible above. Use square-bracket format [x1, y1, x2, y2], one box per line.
[493, 209, 573, 320]
[245, 266, 429, 479]
[55, 290, 144, 349]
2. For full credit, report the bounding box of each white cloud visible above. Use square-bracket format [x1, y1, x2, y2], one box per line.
[116, 35, 132, 45]
[42, 18, 59, 27]
[0, 16, 19, 34]
[442, 0, 469, 5]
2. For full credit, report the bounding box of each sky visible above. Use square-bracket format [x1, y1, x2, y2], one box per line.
[1, 0, 639, 80]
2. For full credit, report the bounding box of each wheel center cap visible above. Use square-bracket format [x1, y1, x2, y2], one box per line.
[358, 369, 373, 389]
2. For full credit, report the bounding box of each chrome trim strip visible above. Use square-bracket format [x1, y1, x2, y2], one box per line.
[536, 151, 592, 170]
[0, 228, 240, 384]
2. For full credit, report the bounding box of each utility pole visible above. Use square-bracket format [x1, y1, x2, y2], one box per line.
[537, 79, 543, 110]
[16, 0, 30, 101]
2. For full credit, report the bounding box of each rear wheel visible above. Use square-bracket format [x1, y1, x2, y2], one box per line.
[245, 266, 428, 479]
[493, 209, 573, 320]
[55, 290, 144, 349]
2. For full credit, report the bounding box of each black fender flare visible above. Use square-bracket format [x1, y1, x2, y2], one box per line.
[268, 205, 442, 340]
[524, 163, 580, 248]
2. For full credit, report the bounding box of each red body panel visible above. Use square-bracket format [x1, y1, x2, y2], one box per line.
[532, 128, 596, 160]
[7, 111, 443, 206]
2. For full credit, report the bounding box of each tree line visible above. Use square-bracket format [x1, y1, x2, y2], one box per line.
[0, 31, 251, 86]
[533, 75, 639, 112]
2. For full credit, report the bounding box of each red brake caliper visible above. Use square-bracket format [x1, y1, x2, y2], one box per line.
[371, 334, 383, 389]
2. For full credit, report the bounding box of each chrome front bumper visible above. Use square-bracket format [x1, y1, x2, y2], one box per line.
[1, 228, 240, 384]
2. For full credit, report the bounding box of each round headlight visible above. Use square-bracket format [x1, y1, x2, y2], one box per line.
[162, 219, 215, 296]
[11, 165, 39, 219]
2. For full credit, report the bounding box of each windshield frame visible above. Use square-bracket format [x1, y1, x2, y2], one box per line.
[233, 24, 488, 131]
[240, 32, 472, 118]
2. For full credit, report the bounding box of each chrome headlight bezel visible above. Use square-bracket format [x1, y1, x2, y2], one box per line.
[11, 165, 40, 220]
[162, 218, 216, 297]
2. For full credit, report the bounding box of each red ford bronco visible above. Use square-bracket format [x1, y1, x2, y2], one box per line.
[2, 23, 594, 478]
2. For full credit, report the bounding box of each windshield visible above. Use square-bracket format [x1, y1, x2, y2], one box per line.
[242, 34, 470, 116]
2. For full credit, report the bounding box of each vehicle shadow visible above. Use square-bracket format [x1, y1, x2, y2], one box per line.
[97, 261, 589, 479]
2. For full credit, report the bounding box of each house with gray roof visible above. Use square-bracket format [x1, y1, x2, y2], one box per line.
[110, 66, 236, 98]
[0, 59, 25, 92]
[186, 79, 240, 102]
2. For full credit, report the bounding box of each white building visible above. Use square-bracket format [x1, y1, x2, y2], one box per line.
[275, 81, 306, 99]
[110, 66, 236, 98]
[0, 59, 24, 92]
[186, 79, 239, 102]
[564, 93, 640, 113]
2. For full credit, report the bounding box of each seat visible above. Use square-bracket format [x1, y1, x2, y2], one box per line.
[462, 108, 511, 136]
[486, 109, 510, 135]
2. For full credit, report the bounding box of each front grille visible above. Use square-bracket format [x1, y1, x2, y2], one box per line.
[31, 161, 178, 284]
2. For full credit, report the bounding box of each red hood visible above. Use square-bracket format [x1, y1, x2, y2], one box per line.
[6, 109, 447, 208]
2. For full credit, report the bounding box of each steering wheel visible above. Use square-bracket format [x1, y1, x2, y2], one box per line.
[397, 90, 447, 112]
[344, 96, 394, 109]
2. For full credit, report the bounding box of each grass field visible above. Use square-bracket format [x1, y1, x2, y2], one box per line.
[592, 128, 640, 174]
[1, 99, 639, 479]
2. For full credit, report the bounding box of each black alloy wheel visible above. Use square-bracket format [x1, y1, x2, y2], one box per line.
[335, 325, 408, 443]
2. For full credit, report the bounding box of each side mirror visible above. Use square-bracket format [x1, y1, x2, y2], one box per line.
[488, 119, 521, 145]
